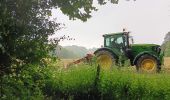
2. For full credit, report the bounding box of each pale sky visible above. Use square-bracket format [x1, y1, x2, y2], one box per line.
[51, 0, 170, 48]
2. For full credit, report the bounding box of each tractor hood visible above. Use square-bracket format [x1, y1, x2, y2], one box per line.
[131, 44, 160, 48]
[131, 44, 161, 57]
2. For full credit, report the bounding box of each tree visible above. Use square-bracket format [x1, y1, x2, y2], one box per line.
[0, 0, 120, 74]
[162, 32, 170, 57]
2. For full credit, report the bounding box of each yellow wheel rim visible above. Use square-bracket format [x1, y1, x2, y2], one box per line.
[97, 54, 113, 70]
[141, 59, 156, 71]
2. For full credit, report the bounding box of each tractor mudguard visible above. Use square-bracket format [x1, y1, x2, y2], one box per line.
[133, 51, 161, 66]
[94, 47, 118, 59]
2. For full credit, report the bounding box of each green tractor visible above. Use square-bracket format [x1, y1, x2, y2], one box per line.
[94, 31, 163, 72]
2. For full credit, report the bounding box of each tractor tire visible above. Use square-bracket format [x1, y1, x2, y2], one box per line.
[95, 50, 115, 70]
[136, 54, 161, 73]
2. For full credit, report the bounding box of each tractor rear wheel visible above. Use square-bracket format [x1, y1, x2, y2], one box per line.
[95, 50, 115, 70]
[136, 54, 160, 73]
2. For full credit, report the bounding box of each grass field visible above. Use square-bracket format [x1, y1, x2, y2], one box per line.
[43, 63, 170, 99]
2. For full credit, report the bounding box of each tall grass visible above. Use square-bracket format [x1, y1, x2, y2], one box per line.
[1, 63, 170, 100]
[43, 64, 170, 100]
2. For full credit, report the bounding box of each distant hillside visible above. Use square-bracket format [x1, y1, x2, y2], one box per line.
[64, 45, 88, 58]
[162, 32, 170, 57]
[52, 45, 97, 59]
[56, 46, 80, 59]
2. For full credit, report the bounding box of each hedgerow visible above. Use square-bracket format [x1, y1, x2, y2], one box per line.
[1, 63, 170, 100]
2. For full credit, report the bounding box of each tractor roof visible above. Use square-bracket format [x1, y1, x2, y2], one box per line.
[103, 32, 124, 37]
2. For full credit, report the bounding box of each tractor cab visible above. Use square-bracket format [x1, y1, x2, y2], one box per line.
[103, 32, 132, 54]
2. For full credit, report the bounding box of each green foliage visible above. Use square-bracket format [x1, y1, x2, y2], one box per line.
[0, 0, 59, 74]
[2, 62, 170, 100]
[41, 64, 170, 99]
[163, 32, 170, 43]
[164, 42, 170, 57]
[1, 58, 60, 100]
[49, 65, 170, 100]
[99, 69, 170, 99]
[162, 32, 170, 57]
[55, 0, 119, 21]
[1, 65, 45, 99]
[0, 0, 119, 74]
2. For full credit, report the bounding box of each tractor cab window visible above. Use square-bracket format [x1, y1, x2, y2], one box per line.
[104, 35, 125, 52]
[105, 37, 111, 47]
[115, 37, 123, 45]
[113, 36, 124, 52]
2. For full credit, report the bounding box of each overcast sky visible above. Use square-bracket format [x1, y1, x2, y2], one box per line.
[51, 0, 170, 48]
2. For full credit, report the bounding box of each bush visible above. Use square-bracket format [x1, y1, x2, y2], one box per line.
[1, 64, 46, 100]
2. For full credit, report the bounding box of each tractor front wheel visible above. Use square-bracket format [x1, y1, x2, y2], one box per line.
[136, 54, 161, 73]
[95, 50, 115, 70]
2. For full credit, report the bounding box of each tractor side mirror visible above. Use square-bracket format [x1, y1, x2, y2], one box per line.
[131, 38, 134, 44]
[129, 36, 134, 44]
